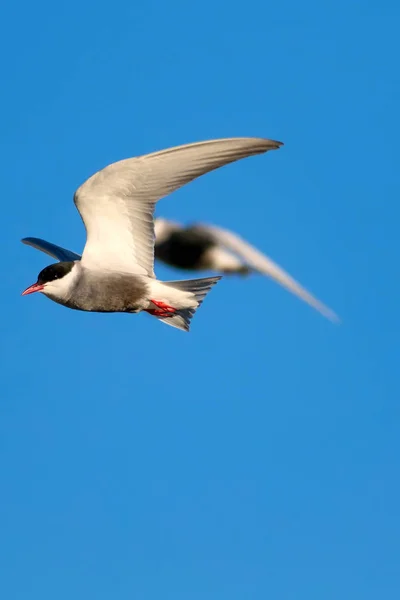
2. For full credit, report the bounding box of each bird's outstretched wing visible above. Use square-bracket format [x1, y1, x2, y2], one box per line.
[193, 223, 339, 322]
[21, 237, 81, 262]
[74, 137, 283, 277]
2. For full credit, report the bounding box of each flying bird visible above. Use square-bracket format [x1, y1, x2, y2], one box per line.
[154, 218, 338, 322]
[21, 136, 282, 331]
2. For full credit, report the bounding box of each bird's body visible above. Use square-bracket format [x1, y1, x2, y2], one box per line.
[22, 136, 283, 331]
[38, 260, 218, 319]
[38, 262, 148, 313]
[154, 219, 338, 322]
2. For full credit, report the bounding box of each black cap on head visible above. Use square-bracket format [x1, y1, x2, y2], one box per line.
[37, 262, 75, 285]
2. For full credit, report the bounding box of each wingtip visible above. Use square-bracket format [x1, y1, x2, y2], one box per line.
[21, 237, 38, 248]
[262, 138, 284, 151]
[321, 308, 341, 324]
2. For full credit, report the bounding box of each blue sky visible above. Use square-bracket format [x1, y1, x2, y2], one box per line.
[1, 1, 399, 598]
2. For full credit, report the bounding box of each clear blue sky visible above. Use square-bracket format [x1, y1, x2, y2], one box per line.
[1, 1, 399, 599]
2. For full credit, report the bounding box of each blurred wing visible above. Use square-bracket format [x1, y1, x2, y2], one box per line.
[21, 237, 81, 262]
[74, 137, 282, 277]
[197, 224, 339, 322]
[154, 217, 183, 244]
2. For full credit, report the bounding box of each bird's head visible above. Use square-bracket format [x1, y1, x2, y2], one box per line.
[22, 261, 78, 300]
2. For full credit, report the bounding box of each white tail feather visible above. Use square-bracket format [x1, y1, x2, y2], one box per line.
[150, 276, 221, 332]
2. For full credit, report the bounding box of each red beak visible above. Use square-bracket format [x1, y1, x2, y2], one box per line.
[22, 282, 45, 296]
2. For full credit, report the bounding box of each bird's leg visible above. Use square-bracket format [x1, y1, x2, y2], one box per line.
[146, 300, 177, 318]
[151, 300, 177, 312]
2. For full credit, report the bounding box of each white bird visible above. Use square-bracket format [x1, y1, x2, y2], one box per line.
[21, 136, 283, 331]
[153, 218, 339, 322]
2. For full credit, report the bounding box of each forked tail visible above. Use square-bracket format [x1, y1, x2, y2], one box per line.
[152, 276, 222, 332]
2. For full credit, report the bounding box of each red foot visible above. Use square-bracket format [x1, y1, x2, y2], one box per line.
[151, 300, 176, 312]
[146, 299, 177, 318]
[146, 310, 171, 318]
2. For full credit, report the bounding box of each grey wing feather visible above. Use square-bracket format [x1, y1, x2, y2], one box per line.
[195, 224, 339, 322]
[21, 237, 81, 262]
[74, 137, 283, 277]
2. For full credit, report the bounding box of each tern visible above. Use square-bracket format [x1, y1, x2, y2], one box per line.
[153, 218, 338, 322]
[21, 136, 282, 331]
